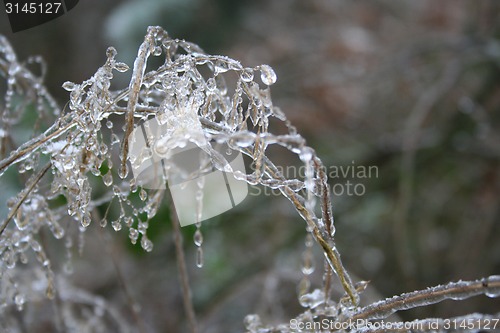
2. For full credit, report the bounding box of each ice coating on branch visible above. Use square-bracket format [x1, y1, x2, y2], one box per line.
[0, 27, 354, 326]
[3, 27, 497, 332]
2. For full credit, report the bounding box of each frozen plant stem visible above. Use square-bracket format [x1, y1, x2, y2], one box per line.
[93, 209, 147, 333]
[0, 162, 50, 235]
[170, 200, 198, 333]
[347, 276, 500, 322]
[2, 27, 499, 332]
[120, 27, 156, 179]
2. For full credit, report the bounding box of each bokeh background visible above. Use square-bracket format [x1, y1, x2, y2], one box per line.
[1, 0, 499, 332]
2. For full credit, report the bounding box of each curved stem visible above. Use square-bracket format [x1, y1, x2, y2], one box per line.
[348, 276, 500, 322]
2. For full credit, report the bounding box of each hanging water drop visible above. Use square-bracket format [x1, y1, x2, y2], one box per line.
[214, 60, 229, 75]
[130, 178, 137, 193]
[207, 78, 216, 91]
[14, 294, 25, 311]
[81, 214, 91, 228]
[129, 228, 139, 244]
[259, 64, 277, 85]
[111, 133, 120, 145]
[141, 237, 153, 252]
[301, 250, 315, 275]
[194, 229, 203, 247]
[240, 68, 254, 82]
[62, 81, 77, 92]
[139, 188, 147, 201]
[114, 62, 129, 72]
[103, 171, 113, 187]
[299, 289, 325, 309]
[111, 220, 122, 231]
[196, 247, 204, 268]
[124, 216, 134, 227]
[106, 46, 117, 59]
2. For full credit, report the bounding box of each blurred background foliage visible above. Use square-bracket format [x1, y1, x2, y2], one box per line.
[1, 0, 499, 332]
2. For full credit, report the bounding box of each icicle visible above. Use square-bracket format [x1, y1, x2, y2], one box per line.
[63, 237, 74, 275]
[301, 234, 315, 275]
[194, 221, 204, 269]
[196, 246, 203, 268]
[192, 169, 205, 268]
[139, 188, 147, 201]
[300, 147, 316, 213]
[298, 232, 314, 304]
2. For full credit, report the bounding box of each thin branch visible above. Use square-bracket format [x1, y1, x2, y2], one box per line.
[92, 209, 148, 333]
[347, 276, 500, 323]
[0, 162, 50, 235]
[356, 313, 500, 333]
[0, 118, 76, 174]
[169, 197, 198, 333]
[120, 27, 155, 178]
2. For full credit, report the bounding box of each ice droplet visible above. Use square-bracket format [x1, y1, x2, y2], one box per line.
[259, 64, 277, 85]
[112, 220, 122, 231]
[106, 47, 117, 59]
[141, 237, 153, 252]
[196, 247, 204, 268]
[240, 68, 254, 82]
[194, 229, 203, 246]
[114, 62, 129, 72]
[485, 275, 500, 298]
[103, 171, 113, 186]
[124, 216, 133, 227]
[129, 228, 139, 244]
[106, 120, 113, 129]
[207, 78, 216, 91]
[244, 314, 262, 331]
[301, 250, 315, 275]
[139, 188, 147, 201]
[62, 81, 77, 92]
[214, 60, 229, 74]
[118, 163, 129, 179]
[299, 289, 325, 309]
[14, 294, 25, 311]
[81, 214, 91, 228]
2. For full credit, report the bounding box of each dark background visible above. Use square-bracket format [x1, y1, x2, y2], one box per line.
[1, 1, 499, 332]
